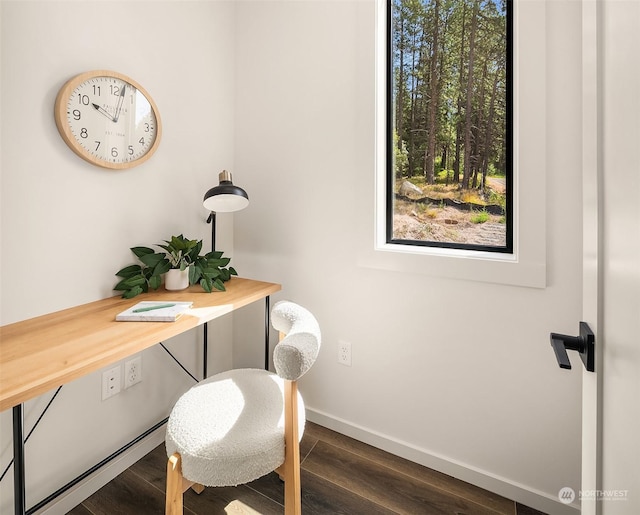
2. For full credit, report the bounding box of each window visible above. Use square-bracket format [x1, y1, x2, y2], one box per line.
[386, 0, 512, 253]
[367, 0, 545, 288]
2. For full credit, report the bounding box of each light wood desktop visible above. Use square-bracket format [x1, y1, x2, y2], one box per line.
[0, 276, 281, 515]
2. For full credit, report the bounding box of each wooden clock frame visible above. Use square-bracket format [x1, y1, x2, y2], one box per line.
[54, 70, 162, 170]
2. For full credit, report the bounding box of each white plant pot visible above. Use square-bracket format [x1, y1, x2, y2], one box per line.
[165, 268, 189, 291]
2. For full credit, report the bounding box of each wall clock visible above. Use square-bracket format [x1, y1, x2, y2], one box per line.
[54, 70, 161, 169]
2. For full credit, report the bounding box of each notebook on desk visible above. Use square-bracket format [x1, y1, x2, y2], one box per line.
[116, 301, 193, 322]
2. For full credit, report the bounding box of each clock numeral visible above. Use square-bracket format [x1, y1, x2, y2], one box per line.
[144, 123, 151, 133]
[80, 128, 88, 139]
[138, 137, 145, 146]
[77, 94, 90, 106]
[109, 84, 120, 96]
[94, 141, 101, 151]
[92, 85, 101, 96]
[111, 147, 119, 158]
[128, 145, 134, 156]
[72, 109, 81, 121]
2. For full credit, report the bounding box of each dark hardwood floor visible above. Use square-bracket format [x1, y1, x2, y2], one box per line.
[69, 422, 547, 515]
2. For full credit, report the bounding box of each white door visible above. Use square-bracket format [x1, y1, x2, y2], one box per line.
[581, 2, 640, 514]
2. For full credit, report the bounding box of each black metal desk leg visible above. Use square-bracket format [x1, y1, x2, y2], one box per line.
[13, 404, 26, 515]
[264, 296, 271, 370]
[203, 322, 208, 379]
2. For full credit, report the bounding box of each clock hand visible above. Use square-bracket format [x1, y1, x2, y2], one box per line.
[112, 84, 126, 122]
[92, 103, 113, 121]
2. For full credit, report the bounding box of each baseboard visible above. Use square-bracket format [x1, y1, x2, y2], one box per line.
[34, 427, 166, 515]
[307, 408, 579, 515]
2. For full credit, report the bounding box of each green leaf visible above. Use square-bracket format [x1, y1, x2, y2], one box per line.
[205, 250, 224, 260]
[122, 285, 143, 298]
[169, 235, 183, 250]
[202, 268, 221, 279]
[206, 257, 230, 268]
[139, 252, 166, 268]
[153, 259, 171, 276]
[200, 276, 213, 293]
[229, 267, 238, 276]
[168, 235, 197, 252]
[192, 239, 203, 257]
[115, 264, 142, 278]
[131, 246, 155, 258]
[114, 274, 146, 290]
[148, 274, 162, 289]
[189, 266, 201, 285]
[212, 278, 226, 291]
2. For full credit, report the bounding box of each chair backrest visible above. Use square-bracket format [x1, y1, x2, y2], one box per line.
[271, 301, 321, 381]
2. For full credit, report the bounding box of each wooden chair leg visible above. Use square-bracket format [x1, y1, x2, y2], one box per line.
[191, 483, 205, 495]
[283, 381, 302, 515]
[166, 453, 184, 515]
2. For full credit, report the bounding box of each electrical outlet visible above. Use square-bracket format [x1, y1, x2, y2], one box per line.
[338, 340, 352, 366]
[102, 366, 121, 400]
[124, 356, 142, 389]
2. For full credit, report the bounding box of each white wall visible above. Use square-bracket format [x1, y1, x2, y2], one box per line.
[233, 1, 583, 514]
[0, 1, 594, 514]
[0, 1, 236, 512]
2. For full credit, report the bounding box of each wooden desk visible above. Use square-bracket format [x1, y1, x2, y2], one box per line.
[0, 277, 281, 515]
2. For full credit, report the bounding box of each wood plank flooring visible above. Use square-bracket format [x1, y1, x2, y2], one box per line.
[69, 422, 547, 515]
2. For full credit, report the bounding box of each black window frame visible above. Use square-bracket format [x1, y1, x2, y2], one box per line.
[385, 0, 514, 254]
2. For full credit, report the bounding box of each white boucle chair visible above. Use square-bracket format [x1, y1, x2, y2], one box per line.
[165, 301, 321, 515]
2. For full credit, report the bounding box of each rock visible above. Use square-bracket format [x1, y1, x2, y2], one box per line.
[399, 180, 423, 196]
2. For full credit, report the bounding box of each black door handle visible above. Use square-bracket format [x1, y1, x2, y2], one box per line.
[550, 322, 595, 372]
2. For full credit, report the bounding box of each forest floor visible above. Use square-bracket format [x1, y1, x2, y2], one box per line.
[392, 178, 507, 247]
[393, 204, 506, 246]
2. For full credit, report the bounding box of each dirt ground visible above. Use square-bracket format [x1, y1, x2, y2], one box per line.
[392, 202, 507, 247]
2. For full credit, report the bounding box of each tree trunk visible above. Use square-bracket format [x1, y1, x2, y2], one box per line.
[396, 13, 405, 151]
[482, 70, 499, 191]
[425, 0, 440, 184]
[453, 1, 467, 185]
[408, 31, 419, 177]
[453, 122, 461, 184]
[462, 0, 479, 190]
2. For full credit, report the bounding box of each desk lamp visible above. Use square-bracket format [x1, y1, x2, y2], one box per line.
[203, 170, 249, 251]
[202, 170, 249, 378]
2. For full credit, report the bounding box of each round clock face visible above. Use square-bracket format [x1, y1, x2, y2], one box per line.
[54, 70, 161, 169]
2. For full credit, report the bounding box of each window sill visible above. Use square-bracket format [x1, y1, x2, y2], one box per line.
[358, 241, 546, 289]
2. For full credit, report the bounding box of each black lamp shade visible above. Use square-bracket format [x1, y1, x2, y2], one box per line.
[203, 170, 249, 213]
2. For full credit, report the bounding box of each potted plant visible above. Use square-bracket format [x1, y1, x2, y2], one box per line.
[158, 235, 201, 290]
[114, 234, 237, 298]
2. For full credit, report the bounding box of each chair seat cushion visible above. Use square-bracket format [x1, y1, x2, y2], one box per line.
[165, 368, 305, 487]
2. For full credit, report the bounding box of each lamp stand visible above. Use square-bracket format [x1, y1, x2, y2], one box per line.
[202, 211, 217, 379]
[206, 211, 217, 252]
